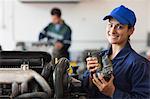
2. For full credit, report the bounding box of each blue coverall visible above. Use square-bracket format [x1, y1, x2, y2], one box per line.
[82, 42, 150, 99]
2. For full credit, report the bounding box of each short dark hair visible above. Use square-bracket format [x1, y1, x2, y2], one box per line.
[51, 8, 61, 17]
[127, 26, 134, 41]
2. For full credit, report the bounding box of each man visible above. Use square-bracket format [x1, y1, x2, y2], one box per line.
[39, 8, 72, 59]
[82, 5, 150, 98]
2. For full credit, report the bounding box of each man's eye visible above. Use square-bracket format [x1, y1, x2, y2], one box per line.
[108, 24, 113, 27]
[117, 25, 124, 29]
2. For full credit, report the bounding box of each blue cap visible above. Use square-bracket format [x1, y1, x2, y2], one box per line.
[103, 5, 136, 27]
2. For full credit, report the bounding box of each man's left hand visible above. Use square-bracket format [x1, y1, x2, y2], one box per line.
[54, 42, 63, 50]
[92, 73, 115, 97]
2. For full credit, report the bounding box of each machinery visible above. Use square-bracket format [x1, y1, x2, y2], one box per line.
[0, 51, 52, 99]
[0, 50, 112, 99]
[0, 51, 87, 99]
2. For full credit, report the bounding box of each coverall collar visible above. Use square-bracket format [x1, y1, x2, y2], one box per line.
[106, 41, 132, 60]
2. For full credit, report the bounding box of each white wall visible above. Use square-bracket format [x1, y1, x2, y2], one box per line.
[0, 0, 15, 50]
[0, 0, 150, 52]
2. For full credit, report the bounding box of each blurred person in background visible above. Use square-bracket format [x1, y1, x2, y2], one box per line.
[39, 7, 72, 59]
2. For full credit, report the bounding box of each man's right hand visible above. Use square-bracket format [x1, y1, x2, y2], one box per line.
[86, 57, 99, 73]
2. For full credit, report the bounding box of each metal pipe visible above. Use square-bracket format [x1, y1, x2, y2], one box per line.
[15, 92, 49, 99]
[0, 69, 52, 97]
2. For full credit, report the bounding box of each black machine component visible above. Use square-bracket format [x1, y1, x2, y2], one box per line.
[90, 52, 113, 82]
[53, 58, 70, 98]
[0, 84, 12, 98]
[97, 55, 113, 81]
[0, 51, 51, 73]
[52, 58, 87, 99]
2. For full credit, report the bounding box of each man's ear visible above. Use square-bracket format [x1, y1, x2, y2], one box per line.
[128, 27, 134, 36]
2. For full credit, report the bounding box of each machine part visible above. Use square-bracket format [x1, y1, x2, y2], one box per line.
[101, 55, 113, 81]
[95, 55, 113, 82]
[0, 51, 51, 69]
[89, 51, 113, 82]
[68, 66, 79, 79]
[0, 69, 52, 98]
[53, 58, 70, 98]
[11, 82, 19, 98]
[21, 82, 28, 94]
[41, 62, 53, 80]
[0, 83, 12, 98]
[70, 77, 81, 87]
[0, 51, 52, 98]
[41, 62, 54, 91]
[55, 58, 58, 64]
[14, 92, 49, 99]
[21, 64, 29, 71]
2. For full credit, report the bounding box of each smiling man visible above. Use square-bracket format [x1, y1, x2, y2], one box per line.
[82, 5, 150, 98]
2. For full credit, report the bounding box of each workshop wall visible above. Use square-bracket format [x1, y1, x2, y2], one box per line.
[0, 0, 149, 52]
[0, 0, 15, 50]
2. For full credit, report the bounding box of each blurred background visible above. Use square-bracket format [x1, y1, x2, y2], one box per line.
[0, 0, 150, 62]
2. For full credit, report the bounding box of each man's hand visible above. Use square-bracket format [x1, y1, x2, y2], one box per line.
[86, 57, 99, 86]
[86, 57, 99, 73]
[92, 73, 115, 97]
[54, 42, 63, 50]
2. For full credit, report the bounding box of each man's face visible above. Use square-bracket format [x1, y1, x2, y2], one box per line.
[51, 15, 61, 24]
[106, 18, 134, 45]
